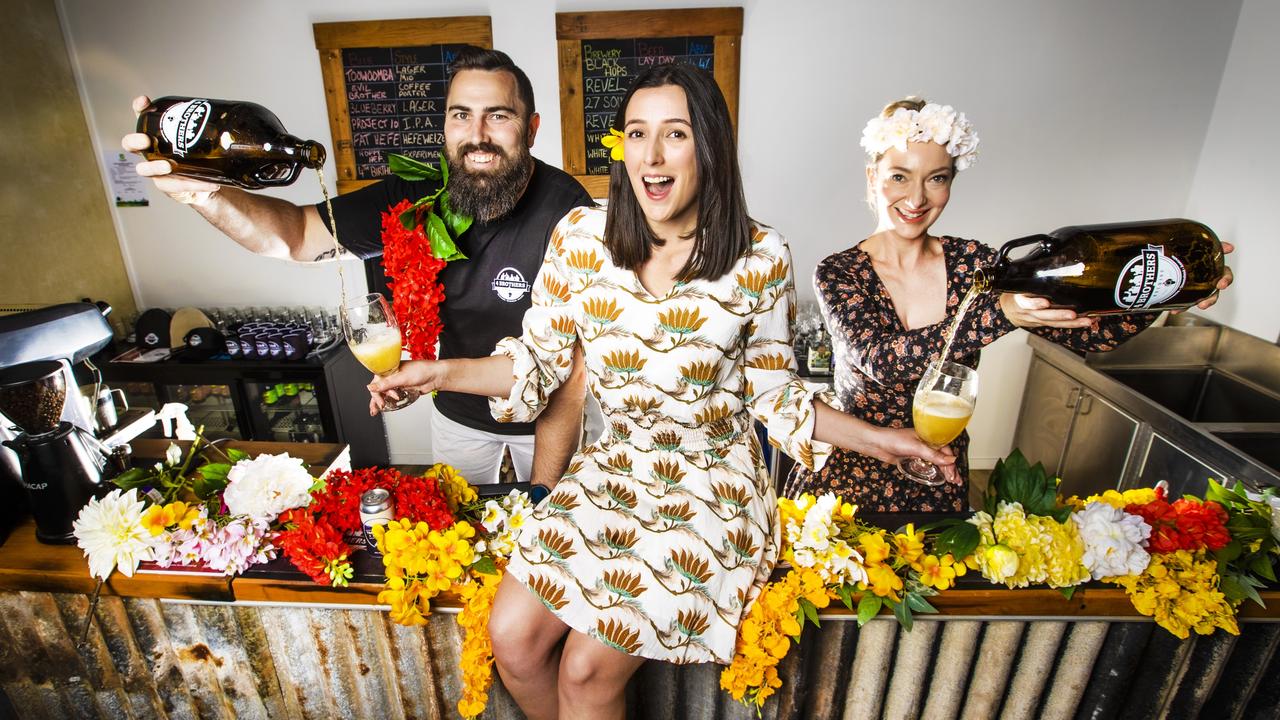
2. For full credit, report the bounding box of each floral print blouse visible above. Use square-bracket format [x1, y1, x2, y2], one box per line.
[784, 237, 1152, 512]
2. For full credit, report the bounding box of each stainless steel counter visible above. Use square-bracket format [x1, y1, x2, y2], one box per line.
[1014, 314, 1280, 498]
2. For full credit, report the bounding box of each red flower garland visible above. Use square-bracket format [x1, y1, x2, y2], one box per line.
[1126, 487, 1230, 554]
[277, 467, 456, 585]
[381, 199, 448, 360]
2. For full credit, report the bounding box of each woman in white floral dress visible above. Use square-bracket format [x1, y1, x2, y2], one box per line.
[370, 64, 952, 720]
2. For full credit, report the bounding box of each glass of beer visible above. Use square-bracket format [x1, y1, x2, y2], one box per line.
[340, 293, 417, 412]
[899, 361, 978, 485]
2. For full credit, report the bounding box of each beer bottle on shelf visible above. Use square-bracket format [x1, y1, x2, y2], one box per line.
[136, 97, 326, 189]
[983, 219, 1224, 316]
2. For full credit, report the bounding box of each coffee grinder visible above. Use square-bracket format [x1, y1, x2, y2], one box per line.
[0, 303, 115, 544]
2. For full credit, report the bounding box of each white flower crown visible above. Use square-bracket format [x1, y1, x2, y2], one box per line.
[859, 102, 980, 171]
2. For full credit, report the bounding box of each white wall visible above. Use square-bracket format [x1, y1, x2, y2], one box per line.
[1185, 0, 1280, 344]
[58, 0, 1245, 465]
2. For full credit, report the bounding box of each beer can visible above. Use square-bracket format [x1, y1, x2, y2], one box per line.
[360, 488, 395, 556]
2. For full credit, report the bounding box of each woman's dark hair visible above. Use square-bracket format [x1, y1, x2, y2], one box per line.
[447, 47, 536, 121]
[604, 63, 751, 282]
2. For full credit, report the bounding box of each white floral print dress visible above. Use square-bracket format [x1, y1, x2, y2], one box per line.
[490, 206, 833, 664]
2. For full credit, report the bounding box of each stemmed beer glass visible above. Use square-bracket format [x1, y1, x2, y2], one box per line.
[341, 293, 417, 412]
[899, 361, 978, 485]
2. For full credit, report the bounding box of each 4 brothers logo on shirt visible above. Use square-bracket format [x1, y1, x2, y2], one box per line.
[491, 267, 531, 303]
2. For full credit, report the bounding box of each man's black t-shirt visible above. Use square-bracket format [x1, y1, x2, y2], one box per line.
[315, 159, 592, 436]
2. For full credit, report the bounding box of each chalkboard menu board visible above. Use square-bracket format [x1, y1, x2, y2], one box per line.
[580, 37, 715, 176]
[557, 8, 743, 198]
[341, 44, 474, 180]
[314, 17, 493, 194]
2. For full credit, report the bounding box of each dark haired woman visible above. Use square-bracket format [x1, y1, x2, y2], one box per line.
[369, 66, 950, 719]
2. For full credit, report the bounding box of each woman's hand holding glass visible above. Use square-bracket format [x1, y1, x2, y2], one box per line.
[899, 361, 977, 486]
[366, 360, 447, 416]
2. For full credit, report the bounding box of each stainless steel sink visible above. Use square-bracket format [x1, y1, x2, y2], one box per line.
[1100, 367, 1280, 424]
[1210, 431, 1280, 475]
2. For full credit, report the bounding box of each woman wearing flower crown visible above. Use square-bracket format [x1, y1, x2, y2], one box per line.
[367, 69, 954, 719]
[784, 98, 1233, 513]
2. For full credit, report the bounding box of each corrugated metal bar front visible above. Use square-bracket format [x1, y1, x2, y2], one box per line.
[2, 591, 1279, 720]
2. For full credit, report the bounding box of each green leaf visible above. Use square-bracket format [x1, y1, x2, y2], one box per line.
[934, 520, 980, 559]
[1216, 539, 1243, 564]
[197, 462, 231, 481]
[856, 594, 882, 626]
[111, 467, 150, 490]
[192, 474, 229, 501]
[1249, 553, 1277, 582]
[799, 597, 821, 628]
[426, 210, 467, 261]
[471, 556, 498, 575]
[440, 153, 449, 185]
[439, 191, 474, 239]
[990, 448, 1066, 519]
[225, 448, 249, 462]
[1058, 585, 1077, 600]
[398, 195, 435, 230]
[388, 153, 443, 182]
[1221, 573, 1266, 607]
[889, 598, 914, 631]
[905, 592, 937, 614]
[836, 584, 855, 611]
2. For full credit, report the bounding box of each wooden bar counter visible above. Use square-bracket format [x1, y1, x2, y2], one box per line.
[1, 441, 1278, 719]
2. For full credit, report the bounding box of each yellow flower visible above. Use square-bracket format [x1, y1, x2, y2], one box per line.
[862, 563, 903, 600]
[456, 569, 502, 719]
[892, 523, 926, 569]
[601, 127, 625, 161]
[858, 531, 891, 565]
[1112, 550, 1238, 639]
[983, 544, 1020, 582]
[917, 553, 959, 591]
[434, 463, 478, 512]
[723, 572, 808, 708]
[140, 501, 201, 536]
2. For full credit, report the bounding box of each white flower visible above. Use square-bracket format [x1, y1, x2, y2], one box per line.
[165, 443, 183, 467]
[222, 453, 315, 523]
[1072, 501, 1151, 579]
[860, 102, 980, 171]
[73, 489, 159, 580]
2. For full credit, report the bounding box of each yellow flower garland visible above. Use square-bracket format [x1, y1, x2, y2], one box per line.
[457, 568, 503, 719]
[1112, 549, 1239, 639]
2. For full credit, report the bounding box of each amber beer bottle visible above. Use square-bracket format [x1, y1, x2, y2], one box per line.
[985, 219, 1224, 315]
[136, 97, 326, 189]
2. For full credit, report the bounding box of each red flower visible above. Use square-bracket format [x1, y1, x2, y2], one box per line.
[277, 467, 458, 584]
[381, 199, 448, 361]
[1126, 487, 1230, 553]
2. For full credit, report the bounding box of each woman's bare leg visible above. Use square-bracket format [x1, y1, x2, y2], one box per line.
[557, 629, 647, 720]
[488, 576, 571, 720]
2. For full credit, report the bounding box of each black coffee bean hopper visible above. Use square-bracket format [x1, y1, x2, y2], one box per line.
[0, 303, 117, 544]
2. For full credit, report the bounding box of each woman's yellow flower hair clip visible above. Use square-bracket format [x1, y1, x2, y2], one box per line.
[601, 128, 624, 161]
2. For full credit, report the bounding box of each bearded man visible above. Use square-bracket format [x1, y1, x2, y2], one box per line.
[122, 48, 592, 488]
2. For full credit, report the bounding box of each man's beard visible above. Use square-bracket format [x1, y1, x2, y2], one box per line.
[444, 141, 535, 223]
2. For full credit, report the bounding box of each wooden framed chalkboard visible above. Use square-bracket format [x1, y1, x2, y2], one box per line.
[555, 8, 743, 197]
[313, 17, 493, 194]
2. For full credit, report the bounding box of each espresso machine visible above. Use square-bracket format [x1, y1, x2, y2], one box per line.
[0, 303, 116, 543]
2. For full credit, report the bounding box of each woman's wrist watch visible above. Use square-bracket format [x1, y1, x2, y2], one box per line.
[529, 484, 551, 503]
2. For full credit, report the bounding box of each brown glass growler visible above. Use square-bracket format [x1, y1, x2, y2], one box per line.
[983, 219, 1224, 316]
[136, 97, 326, 189]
